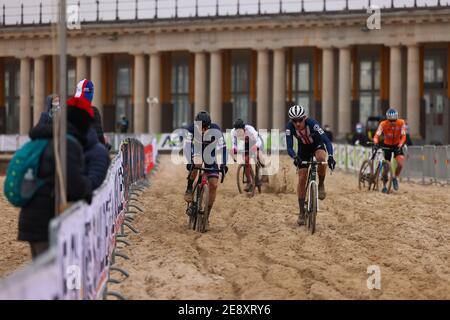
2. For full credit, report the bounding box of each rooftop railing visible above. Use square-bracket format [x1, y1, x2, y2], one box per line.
[0, 0, 449, 27]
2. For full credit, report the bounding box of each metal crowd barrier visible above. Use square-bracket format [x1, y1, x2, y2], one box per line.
[335, 144, 450, 186]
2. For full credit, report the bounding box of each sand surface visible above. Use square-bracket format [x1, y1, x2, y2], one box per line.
[0, 177, 31, 279]
[109, 155, 450, 299]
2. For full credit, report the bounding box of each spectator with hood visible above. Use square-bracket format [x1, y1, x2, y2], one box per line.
[19, 96, 94, 259]
[35, 94, 60, 126]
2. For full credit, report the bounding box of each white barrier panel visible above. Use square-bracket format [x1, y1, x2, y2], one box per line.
[1, 135, 19, 152]
[51, 151, 125, 300]
[53, 203, 86, 300]
[0, 249, 61, 300]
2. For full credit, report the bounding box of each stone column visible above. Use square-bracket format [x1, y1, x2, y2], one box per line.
[76, 56, 88, 81]
[406, 44, 421, 139]
[133, 54, 146, 133]
[33, 56, 46, 125]
[19, 57, 31, 134]
[149, 52, 161, 133]
[209, 50, 222, 127]
[338, 47, 351, 138]
[257, 49, 270, 130]
[90, 55, 103, 115]
[194, 52, 207, 115]
[272, 48, 286, 130]
[389, 45, 402, 113]
[321, 47, 335, 130]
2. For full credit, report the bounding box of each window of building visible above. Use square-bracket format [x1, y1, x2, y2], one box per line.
[115, 65, 132, 127]
[424, 56, 445, 85]
[67, 68, 76, 96]
[231, 57, 250, 123]
[359, 58, 380, 123]
[292, 59, 313, 115]
[171, 56, 190, 128]
[4, 62, 20, 133]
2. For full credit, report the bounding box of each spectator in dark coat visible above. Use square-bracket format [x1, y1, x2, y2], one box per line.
[19, 96, 94, 260]
[352, 123, 369, 146]
[74, 79, 106, 145]
[84, 127, 110, 190]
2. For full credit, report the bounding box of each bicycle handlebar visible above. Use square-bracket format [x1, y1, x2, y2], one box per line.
[300, 161, 328, 165]
[365, 142, 398, 151]
[188, 166, 226, 184]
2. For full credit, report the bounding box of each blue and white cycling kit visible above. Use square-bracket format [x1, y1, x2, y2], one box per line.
[184, 123, 227, 178]
[285, 118, 333, 168]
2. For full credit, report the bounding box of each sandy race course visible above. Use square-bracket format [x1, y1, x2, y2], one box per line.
[0, 177, 31, 279]
[112, 155, 450, 300]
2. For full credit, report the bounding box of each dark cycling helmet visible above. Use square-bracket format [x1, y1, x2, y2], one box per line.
[386, 108, 398, 121]
[195, 110, 211, 129]
[233, 118, 245, 129]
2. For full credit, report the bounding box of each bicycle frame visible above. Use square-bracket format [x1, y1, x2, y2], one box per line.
[188, 166, 225, 202]
[370, 146, 393, 177]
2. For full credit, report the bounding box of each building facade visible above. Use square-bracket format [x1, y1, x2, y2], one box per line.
[0, 6, 449, 144]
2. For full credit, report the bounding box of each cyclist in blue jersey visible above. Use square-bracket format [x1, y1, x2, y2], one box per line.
[183, 111, 228, 214]
[285, 105, 336, 226]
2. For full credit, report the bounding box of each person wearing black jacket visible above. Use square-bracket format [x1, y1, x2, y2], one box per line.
[84, 127, 110, 190]
[74, 79, 107, 145]
[18, 96, 94, 260]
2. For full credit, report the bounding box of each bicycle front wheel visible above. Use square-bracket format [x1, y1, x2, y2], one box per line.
[359, 159, 373, 191]
[236, 164, 256, 197]
[383, 161, 393, 194]
[308, 182, 318, 235]
[196, 184, 210, 233]
[187, 204, 197, 230]
[255, 164, 262, 194]
[372, 162, 381, 191]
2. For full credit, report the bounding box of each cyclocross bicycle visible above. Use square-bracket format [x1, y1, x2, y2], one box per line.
[297, 160, 328, 235]
[185, 166, 225, 233]
[358, 142, 393, 193]
[235, 137, 266, 197]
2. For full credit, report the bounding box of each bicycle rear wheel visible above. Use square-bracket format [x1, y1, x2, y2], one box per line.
[196, 184, 210, 233]
[308, 182, 318, 235]
[358, 159, 373, 191]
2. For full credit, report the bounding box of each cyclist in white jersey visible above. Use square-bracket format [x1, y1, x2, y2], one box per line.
[230, 119, 265, 192]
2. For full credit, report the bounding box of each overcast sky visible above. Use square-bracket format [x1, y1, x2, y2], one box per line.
[0, 0, 446, 25]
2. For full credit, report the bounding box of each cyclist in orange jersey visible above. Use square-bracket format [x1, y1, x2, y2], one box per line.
[373, 108, 407, 192]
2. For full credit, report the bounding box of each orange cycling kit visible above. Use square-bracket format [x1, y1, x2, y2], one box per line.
[373, 119, 407, 160]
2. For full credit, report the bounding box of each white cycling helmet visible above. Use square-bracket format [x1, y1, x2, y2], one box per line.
[386, 108, 398, 121]
[288, 105, 306, 120]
